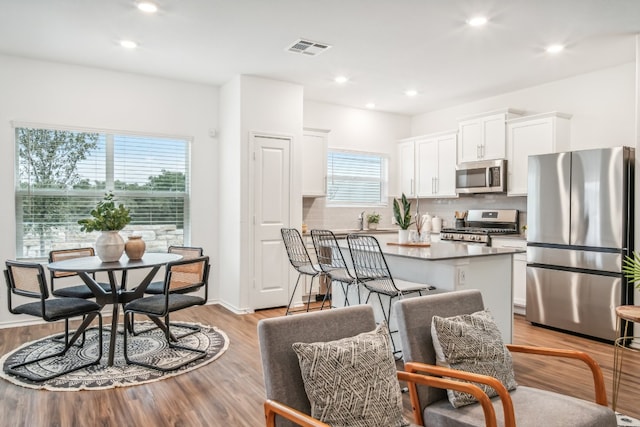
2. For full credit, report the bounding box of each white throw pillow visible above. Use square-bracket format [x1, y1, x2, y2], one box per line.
[431, 309, 517, 408]
[292, 322, 409, 427]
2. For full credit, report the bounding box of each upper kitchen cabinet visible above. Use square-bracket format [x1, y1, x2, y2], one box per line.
[398, 130, 458, 198]
[457, 108, 524, 164]
[506, 112, 571, 196]
[302, 129, 328, 197]
[398, 139, 417, 197]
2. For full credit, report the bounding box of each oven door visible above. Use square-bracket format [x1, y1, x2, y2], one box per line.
[456, 159, 506, 194]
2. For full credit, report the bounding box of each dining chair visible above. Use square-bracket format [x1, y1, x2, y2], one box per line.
[3, 260, 103, 381]
[122, 255, 210, 371]
[310, 229, 358, 306]
[257, 304, 499, 427]
[346, 233, 434, 355]
[395, 290, 616, 427]
[131, 245, 204, 336]
[281, 228, 328, 315]
[48, 247, 111, 299]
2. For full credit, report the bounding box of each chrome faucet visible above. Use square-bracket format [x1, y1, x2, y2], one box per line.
[358, 211, 365, 231]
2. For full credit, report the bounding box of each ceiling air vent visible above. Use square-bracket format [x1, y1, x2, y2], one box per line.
[286, 39, 332, 56]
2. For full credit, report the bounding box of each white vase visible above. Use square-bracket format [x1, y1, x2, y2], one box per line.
[398, 229, 410, 244]
[95, 230, 125, 262]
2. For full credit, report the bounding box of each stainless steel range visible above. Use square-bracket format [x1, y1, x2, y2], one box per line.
[440, 209, 519, 245]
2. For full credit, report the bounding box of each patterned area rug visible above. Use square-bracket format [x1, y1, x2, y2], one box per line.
[0, 322, 229, 391]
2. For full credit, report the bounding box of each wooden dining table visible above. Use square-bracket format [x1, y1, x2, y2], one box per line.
[47, 252, 182, 366]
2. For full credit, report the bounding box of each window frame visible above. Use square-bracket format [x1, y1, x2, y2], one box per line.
[326, 148, 389, 207]
[13, 121, 193, 260]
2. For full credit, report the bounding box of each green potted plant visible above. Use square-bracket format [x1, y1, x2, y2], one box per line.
[78, 191, 131, 262]
[366, 212, 381, 230]
[393, 193, 413, 243]
[623, 253, 640, 288]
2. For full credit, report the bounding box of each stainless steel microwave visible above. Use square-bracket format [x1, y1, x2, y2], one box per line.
[455, 159, 507, 194]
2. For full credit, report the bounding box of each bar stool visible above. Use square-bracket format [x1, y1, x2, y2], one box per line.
[612, 305, 640, 410]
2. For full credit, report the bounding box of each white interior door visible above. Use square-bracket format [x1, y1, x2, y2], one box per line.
[252, 134, 291, 310]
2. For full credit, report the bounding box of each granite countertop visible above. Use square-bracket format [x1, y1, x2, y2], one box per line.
[338, 239, 524, 261]
[302, 228, 398, 237]
[381, 241, 525, 261]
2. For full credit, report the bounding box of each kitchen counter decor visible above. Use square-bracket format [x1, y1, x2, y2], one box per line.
[393, 193, 413, 243]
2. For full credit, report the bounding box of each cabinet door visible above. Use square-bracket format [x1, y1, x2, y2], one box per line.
[302, 132, 327, 196]
[458, 119, 482, 163]
[398, 140, 416, 196]
[507, 118, 554, 196]
[482, 113, 508, 160]
[436, 134, 457, 197]
[416, 138, 437, 197]
[491, 238, 527, 313]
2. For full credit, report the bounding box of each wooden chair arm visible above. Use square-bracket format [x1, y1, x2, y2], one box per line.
[404, 361, 514, 427]
[506, 344, 608, 406]
[264, 400, 329, 427]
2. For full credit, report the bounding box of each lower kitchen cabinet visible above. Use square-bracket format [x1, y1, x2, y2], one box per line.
[492, 237, 527, 314]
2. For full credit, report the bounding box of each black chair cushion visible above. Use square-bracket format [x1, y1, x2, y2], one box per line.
[52, 281, 112, 299]
[15, 298, 101, 321]
[143, 281, 164, 294]
[143, 281, 203, 295]
[125, 294, 204, 316]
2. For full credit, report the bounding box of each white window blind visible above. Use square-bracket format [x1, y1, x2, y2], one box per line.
[327, 150, 388, 205]
[15, 126, 191, 258]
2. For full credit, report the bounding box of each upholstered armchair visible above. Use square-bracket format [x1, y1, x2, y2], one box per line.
[395, 289, 616, 427]
[257, 304, 500, 427]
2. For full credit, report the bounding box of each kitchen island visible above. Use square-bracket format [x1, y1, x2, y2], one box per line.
[336, 235, 524, 344]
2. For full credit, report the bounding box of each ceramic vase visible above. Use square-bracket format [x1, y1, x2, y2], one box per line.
[368, 222, 378, 230]
[125, 235, 146, 260]
[398, 229, 410, 244]
[95, 230, 125, 262]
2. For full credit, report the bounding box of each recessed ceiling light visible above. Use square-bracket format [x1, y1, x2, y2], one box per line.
[365, 103, 376, 109]
[334, 76, 348, 84]
[467, 16, 488, 27]
[137, 1, 158, 13]
[120, 40, 138, 49]
[546, 44, 565, 54]
[405, 90, 418, 97]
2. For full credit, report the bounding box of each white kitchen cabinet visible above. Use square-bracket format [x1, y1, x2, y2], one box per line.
[398, 130, 457, 198]
[302, 130, 328, 197]
[457, 108, 524, 164]
[492, 237, 527, 315]
[506, 112, 571, 196]
[398, 139, 416, 197]
[415, 132, 457, 197]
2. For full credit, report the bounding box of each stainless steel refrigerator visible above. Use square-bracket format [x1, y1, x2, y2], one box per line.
[526, 146, 634, 341]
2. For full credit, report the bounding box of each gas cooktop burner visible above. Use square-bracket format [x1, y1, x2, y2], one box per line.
[441, 227, 519, 235]
[440, 209, 519, 245]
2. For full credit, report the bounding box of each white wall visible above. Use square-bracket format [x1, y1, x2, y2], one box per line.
[0, 54, 219, 327]
[304, 100, 412, 195]
[218, 75, 304, 313]
[411, 62, 636, 150]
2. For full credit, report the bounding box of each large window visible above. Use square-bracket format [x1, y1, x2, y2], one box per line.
[326, 150, 388, 205]
[15, 125, 191, 259]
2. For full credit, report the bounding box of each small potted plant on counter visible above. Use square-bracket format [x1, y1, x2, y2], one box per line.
[78, 191, 131, 262]
[366, 212, 381, 230]
[393, 193, 413, 243]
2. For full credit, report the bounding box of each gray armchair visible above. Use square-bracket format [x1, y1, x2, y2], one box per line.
[395, 289, 616, 427]
[257, 305, 500, 427]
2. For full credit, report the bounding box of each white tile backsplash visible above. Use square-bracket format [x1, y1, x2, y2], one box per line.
[303, 194, 527, 231]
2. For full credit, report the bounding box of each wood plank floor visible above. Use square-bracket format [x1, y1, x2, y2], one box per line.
[0, 304, 639, 426]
